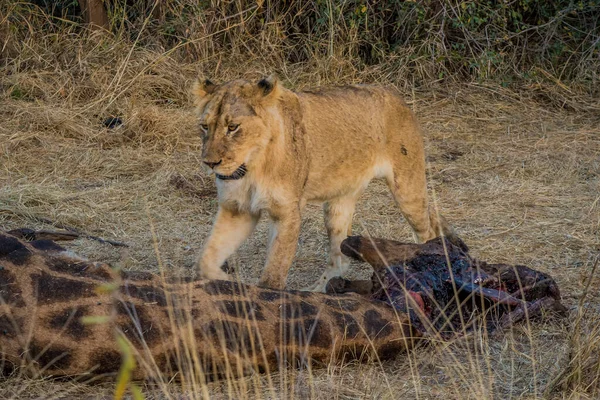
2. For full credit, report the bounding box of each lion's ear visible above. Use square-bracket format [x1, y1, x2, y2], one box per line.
[256, 75, 280, 97]
[192, 78, 217, 99]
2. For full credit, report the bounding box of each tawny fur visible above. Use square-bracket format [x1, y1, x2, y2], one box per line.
[194, 77, 458, 291]
[0, 232, 417, 380]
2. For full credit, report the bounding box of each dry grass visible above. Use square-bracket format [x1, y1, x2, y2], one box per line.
[1, 4, 600, 399]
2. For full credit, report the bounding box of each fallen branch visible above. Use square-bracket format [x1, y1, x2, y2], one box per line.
[3, 215, 128, 247]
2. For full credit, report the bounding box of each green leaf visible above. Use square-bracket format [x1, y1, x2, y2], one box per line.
[95, 282, 119, 295]
[130, 384, 145, 400]
[114, 335, 137, 400]
[81, 315, 111, 325]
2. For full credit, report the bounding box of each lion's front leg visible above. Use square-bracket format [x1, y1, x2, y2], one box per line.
[197, 206, 259, 280]
[258, 207, 302, 289]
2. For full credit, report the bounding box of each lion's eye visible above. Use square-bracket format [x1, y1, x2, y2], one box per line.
[200, 124, 209, 131]
[227, 124, 240, 133]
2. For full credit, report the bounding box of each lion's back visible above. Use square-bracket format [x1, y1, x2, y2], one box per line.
[295, 85, 424, 199]
[297, 84, 416, 144]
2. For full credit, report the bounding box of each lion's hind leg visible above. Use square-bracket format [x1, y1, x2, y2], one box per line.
[386, 158, 440, 243]
[305, 195, 357, 292]
[386, 157, 462, 249]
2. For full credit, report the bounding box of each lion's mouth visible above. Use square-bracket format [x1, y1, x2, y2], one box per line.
[215, 164, 247, 181]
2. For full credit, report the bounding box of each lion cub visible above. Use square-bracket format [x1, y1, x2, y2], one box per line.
[194, 76, 457, 291]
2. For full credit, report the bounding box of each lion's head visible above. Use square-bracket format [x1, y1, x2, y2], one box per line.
[192, 76, 282, 181]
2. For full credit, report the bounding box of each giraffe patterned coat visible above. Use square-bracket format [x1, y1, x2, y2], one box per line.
[0, 231, 419, 380]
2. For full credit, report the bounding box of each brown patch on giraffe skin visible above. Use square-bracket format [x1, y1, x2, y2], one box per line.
[363, 309, 393, 338]
[1, 358, 17, 376]
[278, 318, 331, 348]
[4, 249, 32, 266]
[31, 271, 96, 305]
[331, 311, 361, 338]
[257, 290, 284, 301]
[116, 301, 136, 315]
[121, 270, 155, 282]
[30, 240, 66, 253]
[401, 145, 408, 155]
[215, 300, 265, 321]
[28, 341, 73, 370]
[46, 257, 112, 281]
[154, 352, 185, 375]
[0, 234, 32, 265]
[89, 349, 121, 375]
[121, 284, 168, 307]
[0, 314, 22, 337]
[377, 341, 405, 360]
[336, 344, 368, 360]
[256, 351, 278, 373]
[0, 268, 26, 307]
[116, 302, 162, 348]
[86, 265, 113, 281]
[295, 290, 316, 298]
[190, 307, 211, 320]
[48, 306, 90, 340]
[323, 298, 360, 312]
[279, 301, 318, 319]
[261, 349, 282, 367]
[198, 320, 256, 352]
[201, 280, 246, 296]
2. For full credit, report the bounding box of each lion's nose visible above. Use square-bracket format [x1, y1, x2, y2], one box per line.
[203, 160, 222, 169]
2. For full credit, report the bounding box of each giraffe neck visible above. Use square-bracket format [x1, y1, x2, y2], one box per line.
[0, 232, 418, 380]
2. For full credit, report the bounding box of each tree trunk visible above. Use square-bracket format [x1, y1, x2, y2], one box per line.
[80, 0, 109, 30]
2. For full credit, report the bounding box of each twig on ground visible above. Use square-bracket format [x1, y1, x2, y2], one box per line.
[2, 212, 129, 247]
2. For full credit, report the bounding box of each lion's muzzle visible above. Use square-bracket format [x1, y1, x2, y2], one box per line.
[204, 159, 222, 169]
[215, 164, 248, 181]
